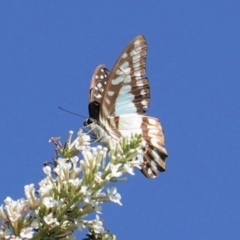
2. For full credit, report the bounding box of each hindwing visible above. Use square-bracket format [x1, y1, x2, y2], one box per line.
[99, 36, 150, 123]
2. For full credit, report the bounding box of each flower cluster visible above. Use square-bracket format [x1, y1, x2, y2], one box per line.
[0, 130, 143, 239]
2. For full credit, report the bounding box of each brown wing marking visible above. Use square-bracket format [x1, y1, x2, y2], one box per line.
[141, 116, 168, 178]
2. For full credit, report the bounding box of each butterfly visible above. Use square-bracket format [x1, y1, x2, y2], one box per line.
[84, 35, 168, 178]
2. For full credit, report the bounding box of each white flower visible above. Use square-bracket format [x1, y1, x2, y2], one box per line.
[43, 165, 52, 177]
[31, 218, 39, 229]
[93, 172, 104, 183]
[0, 228, 3, 237]
[105, 163, 123, 179]
[43, 213, 59, 226]
[80, 148, 101, 176]
[80, 185, 90, 195]
[81, 187, 93, 203]
[20, 227, 34, 239]
[24, 184, 38, 207]
[71, 156, 79, 165]
[91, 201, 102, 214]
[71, 156, 81, 175]
[55, 157, 67, 165]
[91, 215, 104, 234]
[82, 150, 94, 166]
[123, 163, 135, 175]
[83, 215, 104, 233]
[69, 178, 82, 187]
[74, 130, 91, 151]
[38, 178, 53, 196]
[0, 228, 11, 238]
[42, 197, 59, 208]
[75, 218, 86, 231]
[4, 197, 28, 222]
[68, 131, 74, 142]
[54, 161, 71, 181]
[24, 184, 35, 199]
[107, 187, 122, 206]
[132, 151, 144, 168]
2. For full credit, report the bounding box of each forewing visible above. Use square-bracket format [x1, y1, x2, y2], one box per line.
[89, 64, 110, 103]
[100, 35, 150, 121]
[88, 64, 110, 120]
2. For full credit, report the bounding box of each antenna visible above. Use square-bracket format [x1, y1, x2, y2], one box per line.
[58, 106, 86, 119]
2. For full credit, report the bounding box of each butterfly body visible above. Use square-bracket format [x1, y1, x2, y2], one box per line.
[84, 36, 168, 178]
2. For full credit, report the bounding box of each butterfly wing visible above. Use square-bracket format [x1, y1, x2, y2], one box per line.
[88, 64, 110, 121]
[86, 36, 168, 178]
[99, 35, 150, 123]
[108, 115, 168, 178]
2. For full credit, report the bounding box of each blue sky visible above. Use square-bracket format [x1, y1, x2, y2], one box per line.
[0, 1, 240, 239]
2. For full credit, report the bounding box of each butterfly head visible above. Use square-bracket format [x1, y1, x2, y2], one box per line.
[83, 118, 94, 127]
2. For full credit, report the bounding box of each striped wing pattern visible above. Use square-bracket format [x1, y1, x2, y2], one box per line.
[85, 35, 168, 178]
